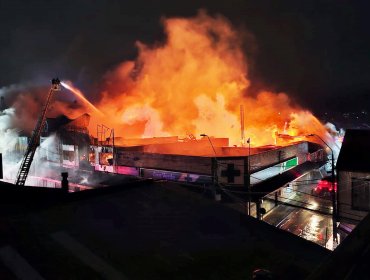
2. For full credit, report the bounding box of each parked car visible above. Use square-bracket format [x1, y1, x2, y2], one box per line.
[312, 176, 337, 197]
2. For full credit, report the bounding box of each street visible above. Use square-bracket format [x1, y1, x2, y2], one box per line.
[262, 168, 338, 249]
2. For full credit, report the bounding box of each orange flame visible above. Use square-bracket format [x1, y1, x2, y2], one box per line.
[95, 12, 328, 146]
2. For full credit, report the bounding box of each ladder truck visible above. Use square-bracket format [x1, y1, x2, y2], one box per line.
[15, 78, 61, 186]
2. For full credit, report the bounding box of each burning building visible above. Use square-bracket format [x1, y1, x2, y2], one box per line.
[88, 134, 324, 189]
[1, 113, 93, 185]
[41, 113, 92, 170]
[0, 12, 335, 190]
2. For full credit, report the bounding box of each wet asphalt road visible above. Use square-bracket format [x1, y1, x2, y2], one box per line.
[262, 168, 336, 249]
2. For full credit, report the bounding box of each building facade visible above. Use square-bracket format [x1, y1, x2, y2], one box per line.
[337, 129, 370, 224]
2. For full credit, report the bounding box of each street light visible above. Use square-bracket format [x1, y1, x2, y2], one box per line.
[200, 134, 219, 200]
[306, 133, 337, 243]
[200, 134, 217, 157]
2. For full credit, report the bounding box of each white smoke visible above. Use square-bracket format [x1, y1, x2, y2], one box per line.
[324, 122, 344, 161]
[0, 106, 21, 182]
[121, 105, 171, 137]
[0, 108, 18, 155]
[0, 103, 60, 184]
[0, 83, 28, 97]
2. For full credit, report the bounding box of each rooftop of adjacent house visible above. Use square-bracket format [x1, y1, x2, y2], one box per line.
[336, 129, 370, 172]
[0, 179, 328, 279]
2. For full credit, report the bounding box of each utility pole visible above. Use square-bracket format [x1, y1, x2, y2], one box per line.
[112, 128, 116, 173]
[0, 96, 6, 111]
[200, 134, 220, 201]
[307, 134, 337, 243]
[247, 138, 251, 216]
[240, 105, 245, 147]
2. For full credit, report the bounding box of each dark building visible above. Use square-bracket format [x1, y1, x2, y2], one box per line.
[336, 129, 370, 224]
[0, 96, 7, 111]
[41, 114, 92, 170]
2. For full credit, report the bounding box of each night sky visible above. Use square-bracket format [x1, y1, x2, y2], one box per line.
[0, 0, 369, 114]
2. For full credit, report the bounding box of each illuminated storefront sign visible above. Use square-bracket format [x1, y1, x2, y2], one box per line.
[142, 168, 212, 184]
[250, 157, 298, 185]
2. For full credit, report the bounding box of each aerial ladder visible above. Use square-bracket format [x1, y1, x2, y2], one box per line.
[15, 78, 61, 186]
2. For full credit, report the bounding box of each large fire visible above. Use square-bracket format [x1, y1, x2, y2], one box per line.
[0, 12, 339, 187]
[89, 12, 328, 147]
